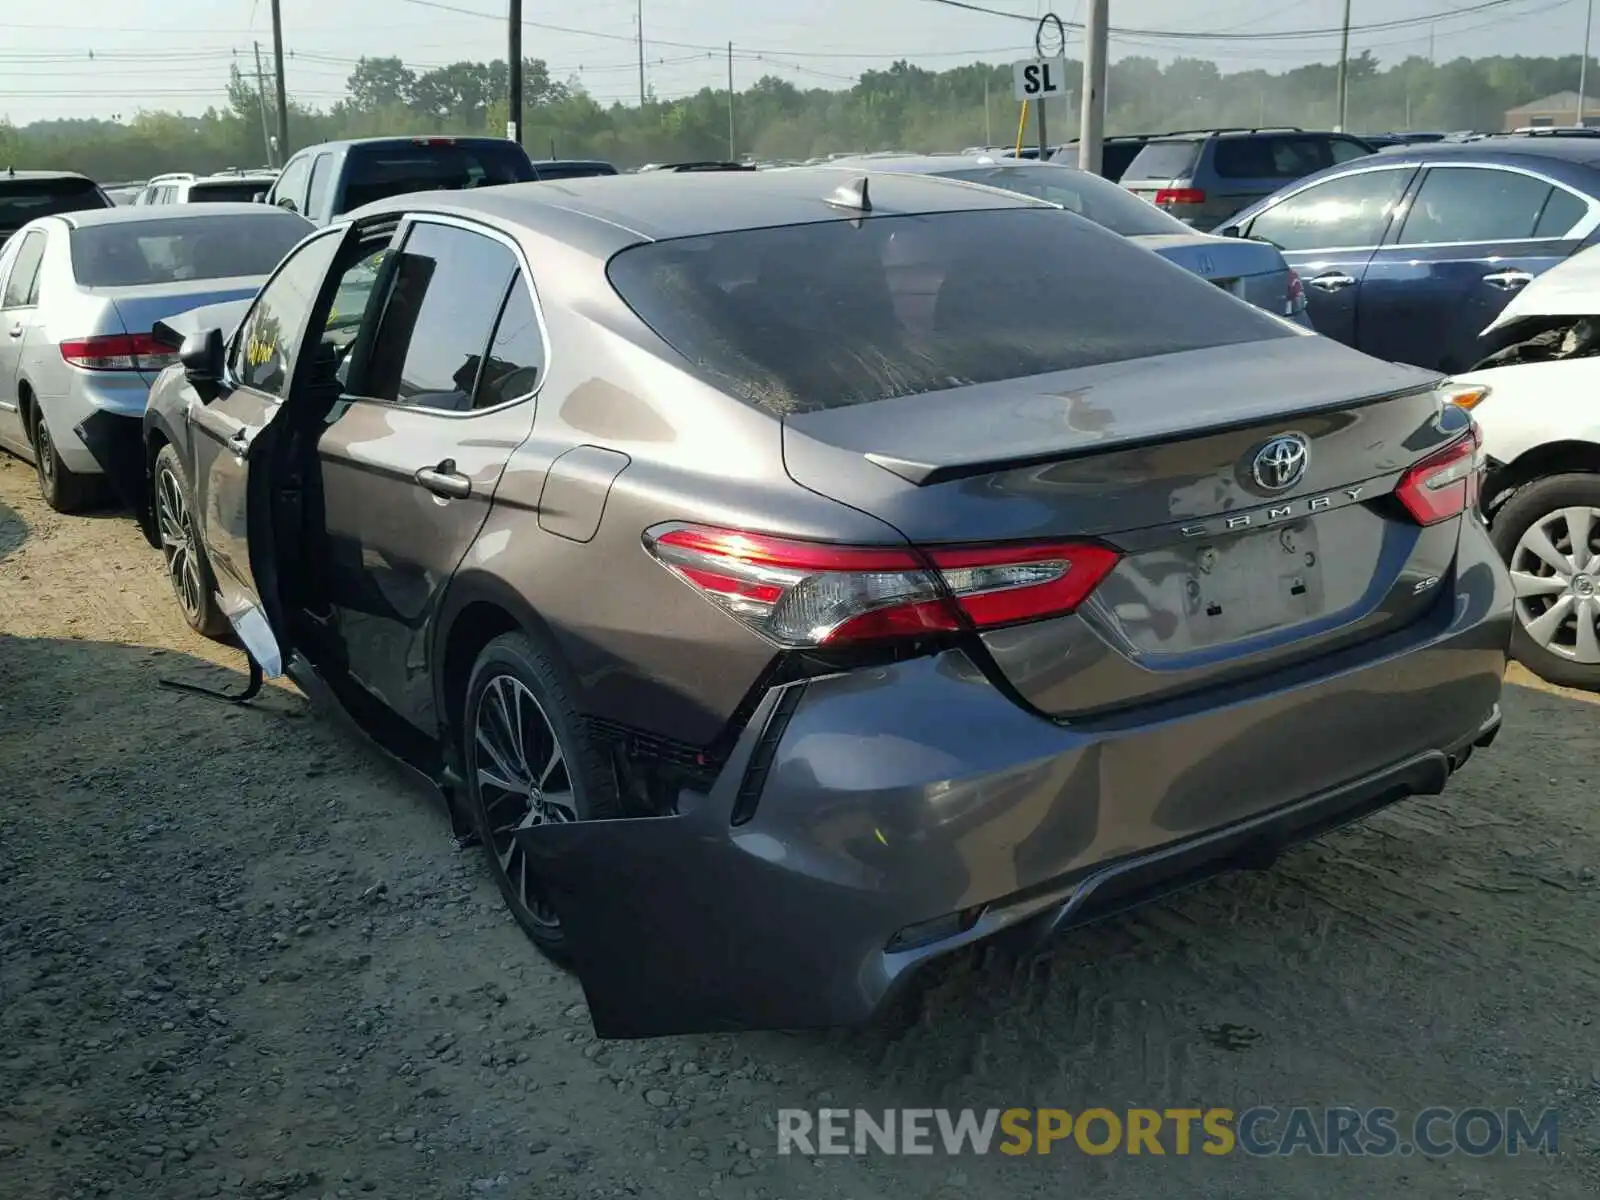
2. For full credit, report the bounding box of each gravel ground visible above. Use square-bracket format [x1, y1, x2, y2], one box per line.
[1, 451, 1598, 1200]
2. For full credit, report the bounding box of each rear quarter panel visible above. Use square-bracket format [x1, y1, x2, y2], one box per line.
[450, 227, 908, 747]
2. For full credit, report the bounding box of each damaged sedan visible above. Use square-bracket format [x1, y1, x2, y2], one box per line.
[141, 168, 1512, 1038]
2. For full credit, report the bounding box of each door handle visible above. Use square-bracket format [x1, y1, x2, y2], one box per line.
[227, 427, 253, 455]
[1306, 272, 1357, 293]
[1482, 269, 1533, 291]
[7, 323, 21, 339]
[415, 459, 471, 499]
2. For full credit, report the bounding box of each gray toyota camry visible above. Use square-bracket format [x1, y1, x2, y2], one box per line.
[139, 167, 1512, 1038]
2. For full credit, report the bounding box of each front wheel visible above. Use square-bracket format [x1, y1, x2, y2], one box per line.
[462, 631, 621, 960]
[152, 443, 229, 639]
[1490, 472, 1600, 690]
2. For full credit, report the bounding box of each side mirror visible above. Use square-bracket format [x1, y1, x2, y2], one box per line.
[179, 327, 226, 388]
[1218, 224, 1242, 238]
[275, 196, 298, 213]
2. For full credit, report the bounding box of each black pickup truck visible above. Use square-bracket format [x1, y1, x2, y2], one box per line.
[263, 136, 617, 225]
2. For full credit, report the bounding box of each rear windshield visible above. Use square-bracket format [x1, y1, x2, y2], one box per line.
[606, 208, 1291, 415]
[189, 180, 272, 203]
[69, 212, 310, 286]
[0, 178, 109, 227]
[940, 164, 1190, 237]
[342, 142, 535, 211]
[1124, 140, 1201, 180]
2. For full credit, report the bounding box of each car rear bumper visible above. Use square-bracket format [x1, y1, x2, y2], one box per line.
[520, 517, 1512, 1039]
[70, 409, 144, 509]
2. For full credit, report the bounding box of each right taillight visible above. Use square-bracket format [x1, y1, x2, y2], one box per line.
[642, 524, 1120, 648]
[1154, 187, 1206, 206]
[1395, 425, 1484, 525]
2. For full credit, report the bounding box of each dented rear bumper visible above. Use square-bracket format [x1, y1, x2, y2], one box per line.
[518, 519, 1513, 1039]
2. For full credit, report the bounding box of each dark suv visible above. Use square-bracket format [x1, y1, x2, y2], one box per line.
[1121, 128, 1376, 228]
[1, 170, 113, 247]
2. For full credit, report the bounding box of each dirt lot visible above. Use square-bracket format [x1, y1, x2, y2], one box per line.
[1, 452, 1598, 1200]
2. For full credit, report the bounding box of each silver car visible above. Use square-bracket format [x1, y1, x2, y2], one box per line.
[827, 154, 1312, 324]
[0, 204, 312, 511]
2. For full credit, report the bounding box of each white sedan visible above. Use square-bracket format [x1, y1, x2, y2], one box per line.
[1450, 244, 1600, 688]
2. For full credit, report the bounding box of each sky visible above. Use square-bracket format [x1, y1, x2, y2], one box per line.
[1, 0, 1595, 123]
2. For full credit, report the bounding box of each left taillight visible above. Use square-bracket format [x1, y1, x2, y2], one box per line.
[642, 523, 1121, 649]
[59, 332, 180, 372]
[1284, 268, 1307, 317]
[1395, 424, 1484, 526]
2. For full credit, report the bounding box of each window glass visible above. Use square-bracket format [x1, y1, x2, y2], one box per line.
[474, 276, 544, 409]
[231, 228, 343, 396]
[606, 207, 1291, 416]
[273, 156, 312, 214]
[1215, 135, 1329, 181]
[2, 232, 46, 307]
[1534, 187, 1589, 237]
[1245, 168, 1411, 251]
[189, 180, 273, 203]
[362, 222, 519, 411]
[306, 155, 335, 220]
[1123, 140, 1201, 180]
[1329, 138, 1374, 164]
[340, 142, 536, 214]
[0, 177, 105, 229]
[940, 164, 1190, 236]
[1399, 168, 1557, 243]
[69, 213, 309, 286]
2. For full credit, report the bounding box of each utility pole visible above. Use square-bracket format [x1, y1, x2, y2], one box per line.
[269, 0, 290, 161]
[1077, 0, 1108, 175]
[983, 74, 992, 145]
[1335, 0, 1352, 132]
[1580, 0, 1595, 127]
[727, 42, 735, 160]
[508, 0, 523, 143]
[636, 0, 646, 105]
[252, 42, 275, 166]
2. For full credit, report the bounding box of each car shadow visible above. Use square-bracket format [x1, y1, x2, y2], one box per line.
[0, 496, 25, 563]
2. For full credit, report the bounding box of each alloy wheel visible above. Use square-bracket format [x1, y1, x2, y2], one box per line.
[471, 674, 576, 927]
[156, 466, 205, 624]
[1510, 505, 1600, 663]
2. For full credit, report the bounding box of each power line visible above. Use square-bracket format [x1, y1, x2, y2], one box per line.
[916, 0, 1560, 40]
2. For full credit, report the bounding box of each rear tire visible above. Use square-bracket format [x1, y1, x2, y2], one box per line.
[31, 406, 101, 514]
[462, 631, 621, 963]
[152, 443, 230, 639]
[1490, 471, 1600, 691]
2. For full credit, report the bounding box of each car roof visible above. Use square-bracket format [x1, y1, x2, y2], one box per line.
[1, 169, 97, 183]
[1375, 135, 1600, 165]
[353, 166, 1050, 245]
[824, 153, 1079, 175]
[59, 203, 301, 228]
[300, 135, 522, 153]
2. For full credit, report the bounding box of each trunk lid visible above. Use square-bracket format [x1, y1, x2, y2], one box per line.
[90, 276, 265, 386]
[1129, 232, 1290, 312]
[782, 335, 1461, 717]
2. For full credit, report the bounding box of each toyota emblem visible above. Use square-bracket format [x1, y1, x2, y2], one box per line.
[1251, 434, 1310, 492]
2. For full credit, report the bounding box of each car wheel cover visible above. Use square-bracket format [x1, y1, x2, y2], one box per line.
[156, 465, 204, 623]
[469, 673, 577, 928]
[1510, 504, 1600, 664]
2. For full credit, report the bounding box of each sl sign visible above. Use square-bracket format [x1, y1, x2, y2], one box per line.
[1013, 57, 1069, 102]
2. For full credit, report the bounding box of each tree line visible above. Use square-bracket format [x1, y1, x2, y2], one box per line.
[1, 49, 1594, 182]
